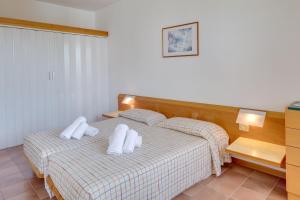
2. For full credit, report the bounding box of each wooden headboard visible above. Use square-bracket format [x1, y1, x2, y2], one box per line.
[118, 94, 285, 145]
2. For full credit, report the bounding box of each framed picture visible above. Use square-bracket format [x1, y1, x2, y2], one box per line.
[162, 22, 199, 57]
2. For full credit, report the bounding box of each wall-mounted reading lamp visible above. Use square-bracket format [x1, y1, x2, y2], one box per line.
[236, 109, 266, 132]
[121, 95, 136, 108]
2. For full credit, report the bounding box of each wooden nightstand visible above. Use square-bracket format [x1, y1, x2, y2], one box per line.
[102, 111, 122, 119]
[286, 108, 300, 200]
[226, 137, 286, 172]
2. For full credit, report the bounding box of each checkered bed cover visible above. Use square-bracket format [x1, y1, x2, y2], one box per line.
[48, 118, 218, 200]
[23, 120, 115, 174]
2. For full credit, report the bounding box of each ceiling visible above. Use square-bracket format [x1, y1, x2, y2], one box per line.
[37, 0, 120, 11]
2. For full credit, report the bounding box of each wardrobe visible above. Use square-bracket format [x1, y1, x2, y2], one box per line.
[0, 26, 109, 149]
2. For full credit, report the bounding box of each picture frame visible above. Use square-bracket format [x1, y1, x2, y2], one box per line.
[162, 22, 199, 58]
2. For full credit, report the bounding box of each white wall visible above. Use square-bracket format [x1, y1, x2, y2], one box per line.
[96, 0, 300, 112]
[0, 0, 95, 28]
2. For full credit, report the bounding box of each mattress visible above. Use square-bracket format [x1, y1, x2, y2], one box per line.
[23, 118, 128, 175]
[48, 118, 214, 200]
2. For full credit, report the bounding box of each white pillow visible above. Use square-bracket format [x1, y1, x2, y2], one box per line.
[157, 117, 230, 176]
[119, 109, 166, 126]
[157, 117, 227, 138]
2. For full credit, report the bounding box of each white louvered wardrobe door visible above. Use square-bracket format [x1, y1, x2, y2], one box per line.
[43, 33, 109, 133]
[48, 32, 65, 129]
[91, 36, 109, 122]
[0, 27, 15, 149]
[37, 31, 57, 131]
[0, 27, 108, 149]
[52, 34, 109, 128]
[52, 34, 92, 129]
[71, 35, 109, 123]
[0, 28, 52, 148]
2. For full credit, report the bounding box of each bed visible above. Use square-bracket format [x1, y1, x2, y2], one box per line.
[47, 117, 229, 200]
[23, 119, 121, 177]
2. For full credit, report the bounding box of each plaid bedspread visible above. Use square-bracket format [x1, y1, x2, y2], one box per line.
[157, 117, 231, 176]
[23, 120, 113, 174]
[48, 119, 215, 200]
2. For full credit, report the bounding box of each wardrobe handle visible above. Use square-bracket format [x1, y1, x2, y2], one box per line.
[48, 72, 55, 80]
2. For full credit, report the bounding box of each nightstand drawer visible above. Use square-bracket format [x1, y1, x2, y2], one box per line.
[286, 128, 300, 148]
[287, 146, 300, 166]
[286, 109, 300, 129]
[287, 164, 300, 195]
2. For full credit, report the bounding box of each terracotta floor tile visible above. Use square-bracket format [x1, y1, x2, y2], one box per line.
[0, 160, 16, 170]
[242, 176, 276, 197]
[16, 162, 32, 172]
[220, 164, 231, 174]
[229, 165, 254, 177]
[0, 166, 20, 179]
[0, 172, 25, 188]
[232, 187, 266, 200]
[11, 155, 28, 166]
[17, 163, 32, 173]
[190, 185, 227, 200]
[183, 176, 214, 197]
[249, 171, 279, 186]
[202, 175, 215, 184]
[33, 186, 49, 200]
[173, 194, 190, 200]
[207, 170, 247, 196]
[21, 170, 35, 180]
[1, 180, 33, 199]
[0, 154, 11, 163]
[266, 186, 287, 200]
[0, 149, 9, 157]
[5, 147, 23, 158]
[6, 190, 39, 200]
[183, 182, 206, 197]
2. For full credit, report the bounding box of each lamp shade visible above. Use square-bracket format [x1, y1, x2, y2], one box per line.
[236, 109, 266, 128]
[121, 95, 135, 105]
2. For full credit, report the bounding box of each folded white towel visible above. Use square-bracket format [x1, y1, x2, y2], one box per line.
[135, 136, 142, 148]
[85, 126, 99, 137]
[123, 129, 138, 154]
[60, 116, 87, 140]
[109, 132, 142, 147]
[72, 122, 89, 140]
[107, 124, 129, 155]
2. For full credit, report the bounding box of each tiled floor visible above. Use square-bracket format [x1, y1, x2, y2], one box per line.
[0, 146, 50, 200]
[0, 146, 287, 200]
[174, 165, 287, 200]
